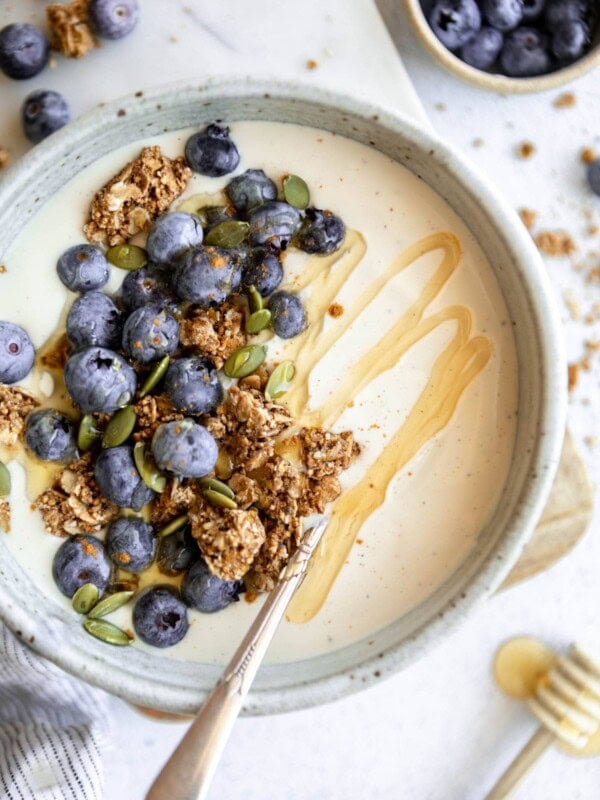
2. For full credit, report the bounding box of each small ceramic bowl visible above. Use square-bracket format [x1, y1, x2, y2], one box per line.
[0, 79, 566, 715]
[403, 0, 600, 94]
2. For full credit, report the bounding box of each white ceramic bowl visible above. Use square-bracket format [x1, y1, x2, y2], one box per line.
[0, 79, 566, 715]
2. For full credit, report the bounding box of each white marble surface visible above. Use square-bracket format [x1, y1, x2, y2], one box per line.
[0, 1, 599, 799]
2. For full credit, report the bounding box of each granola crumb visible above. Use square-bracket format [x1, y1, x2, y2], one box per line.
[553, 92, 576, 109]
[306, 59, 319, 70]
[0, 498, 10, 533]
[0, 265, 6, 274]
[584, 435, 596, 448]
[535, 230, 577, 257]
[588, 267, 600, 285]
[435, 102, 446, 112]
[568, 363, 579, 392]
[472, 137, 484, 148]
[0, 386, 39, 447]
[84, 146, 191, 246]
[46, 0, 98, 58]
[150, 479, 196, 526]
[133, 394, 183, 442]
[581, 147, 597, 165]
[0, 148, 9, 169]
[179, 303, 246, 369]
[563, 290, 581, 321]
[587, 225, 599, 236]
[516, 141, 536, 160]
[519, 208, 537, 232]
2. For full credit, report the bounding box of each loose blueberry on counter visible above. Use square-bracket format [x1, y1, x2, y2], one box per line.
[173, 246, 241, 307]
[182, 559, 244, 613]
[146, 212, 203, 265]
[163, 357, 222, 414]
[551, 20, 589, 60]
[460, 26, 504, 68]
[500, 27, 551, 76]
[52, 534, 111, 598]
[184, 124, 240, 177]
[0, 23, 49, 80]
[88, 0, 139, 40]
[66, 292, 123, 350]
[587, 159, 600, 197]
[521, 0, 546, 21]
[269, 291, 307, 339]
[25, 409, 78, 463]
[106, 517, 157, 572]
[57, 244, 109, 292]
[64, 346, 136, 414]
[95, 445, 155, 510]
[247, 201, 301, 249]
[120, 263, 177, 311]
[22, 90, 70, 144]
[481, 0, 523, 31]
[133, 586, 189, 648]
[151, 419, 218, 479]
[157, 526, 199, 576]
[242, 248, 283, 296]
[428, 0, 482, 49]
[295, 208, 345, 255]
[0, 321, 35, 384]
[121, 305, 179, 364]
[225, 169, 278, 215]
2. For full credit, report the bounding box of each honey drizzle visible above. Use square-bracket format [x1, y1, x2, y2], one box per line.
[284, 231, 493, 623]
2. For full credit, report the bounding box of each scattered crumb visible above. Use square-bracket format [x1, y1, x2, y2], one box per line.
[563, 290, 581, 321]
[48, 56, 58, 69]
[584, 435, 596, 448]
[581, 147, 597, 165]
[588, 267, 600, 285]
[568, 363, 579, 392]
[535, 230, 577, 257]
[516, 141, 536, 160]
[553, 92, 576, 109]
[47, 0, 98, 58]
[472, 137, 484, 148]
[435, 102, 446, 112]
[328, 302, 344, 318]
[0, 265, 6, 274]
[306, 59, 318, 70]
[519, 208, 537, 232]
[587, 225, 599, 236]
[0, 148, 9, 169]
[169, 34, 178, 43]
[0, 498, 10, 533]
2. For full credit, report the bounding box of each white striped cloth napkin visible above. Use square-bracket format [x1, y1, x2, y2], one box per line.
[0, 624, 111, 800]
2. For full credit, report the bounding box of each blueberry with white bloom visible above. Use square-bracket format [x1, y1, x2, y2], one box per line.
[225, 169, 278, 215]
[106, 517, 157, 572]
[460, 27, 504, 68]
[133, 587, 189, 648]
[25, 409, 78, 463]
[151, 419, 218, 479]
[146, 212, 203, 265]
[552, 20, 589, 60]
[22, 90, 70, 144]
[164, 357, 222, 414]
[0, 322, 35, 384]
[428, 0, 481, 50]
[500, 27, 551, 76]
[247, 201, 301, 249]
[269, 291, 307, 339]
[0, 23, 49, 80]
[88, 0, 139, 40]
[185, 124, 240, 177]
[121, 304, 179, 364]
[173, 246, 241, 307]
[94, 445, 154, 510]
[67, 292, 123, 350]
[120, 263, 177, 311]
[52, 535, 111, 598]
[64, 346, 136, 414]
[481, 0, 523, 31]
[57, 244, 109, 292]
[295, 208, 345, 254]
[182, 559, 244, 613]
[241, 248, 283, 296]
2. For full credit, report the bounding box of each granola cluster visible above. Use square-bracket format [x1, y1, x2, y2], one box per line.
[0, 385, 39, 447]
[47, 0, 98, 59]
[179, 303, 247, 369]
[133, 394, 183, 442]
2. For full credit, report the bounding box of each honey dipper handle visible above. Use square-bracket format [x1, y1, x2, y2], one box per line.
[484, 726, 555, 800]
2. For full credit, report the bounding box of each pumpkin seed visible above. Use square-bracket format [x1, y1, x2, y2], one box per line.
[0, 461, 10, 498]
[133, 442, 167, 493]
[77, 414, 102, 452]
[247, 285, 264, 313]
[283, 174, 310, 209]
[265, 360, 296, 401]
[202, 488, 238, 510]
[83, 618, 132, 646]
[204, 220, 250, 248]
[158, 514, 189, 538]
[72, 583, 99, 614]
[139, 355, 170, 398]
[223, 344, 267, 379]
[215, 448, 233, 480]
[198, 477, 235, 500]
[102, 405, 136, 448]
[88, 590, 134, 619]
[106, 244, 148, 271]
[246, 308, 272, 334]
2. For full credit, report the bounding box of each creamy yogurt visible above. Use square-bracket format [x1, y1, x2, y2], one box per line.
[0, 121, 518, 664]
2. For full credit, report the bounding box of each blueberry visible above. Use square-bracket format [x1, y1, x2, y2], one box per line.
[0, 23, 49, 80]
[521, 0, 546, 20]
[428, 0, 481, 50]
[121, 304, 179, 364]
[57, 244, 109, 292]
[52, 534, 111, 598]
[121, 263, 177, 311]
[182, 559, 243, 613]
[295, 208, 346, 254]
[481, 0, 523, 31]
[25, 409, 78, 463]
[164, 357, 222, 414]
[0, 321, 35, 384]
[247, 201, 302, 249]
[64, 346, 136, 414]
[500, 27, 551, 76]
[545, 0, 591, 29]
[88, 0, 139, 40]
[106, 517, 156, 572]
[146, 212, 203, 265]
[460, 26, 504, 68]
[133, 586, 189, 648]
[269, 291, 307, 339]
[151, 419, 218, 479]
[157, 526, 199, 575]
[173, 246, 241, 307]
[22, 90, 70, 144]
[185, 124, 240, 177]
[241, 248, 283, 296]
[552, 20, 589, 60]
[587, 159, 600, 196]
[225, 169, 278, 215]
[67, 292, 123, 350]
[94, 445, 154, 510]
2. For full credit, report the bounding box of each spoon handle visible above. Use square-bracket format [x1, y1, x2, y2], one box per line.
[483, 726, 555, 800]
[145, 518, 329, 800]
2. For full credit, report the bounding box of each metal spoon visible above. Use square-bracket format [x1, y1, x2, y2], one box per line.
[146, 517, 329, 800]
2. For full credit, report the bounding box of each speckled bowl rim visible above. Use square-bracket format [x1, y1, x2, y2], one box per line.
[0, 79, 566, 716]
[403, 0, 600, 95]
